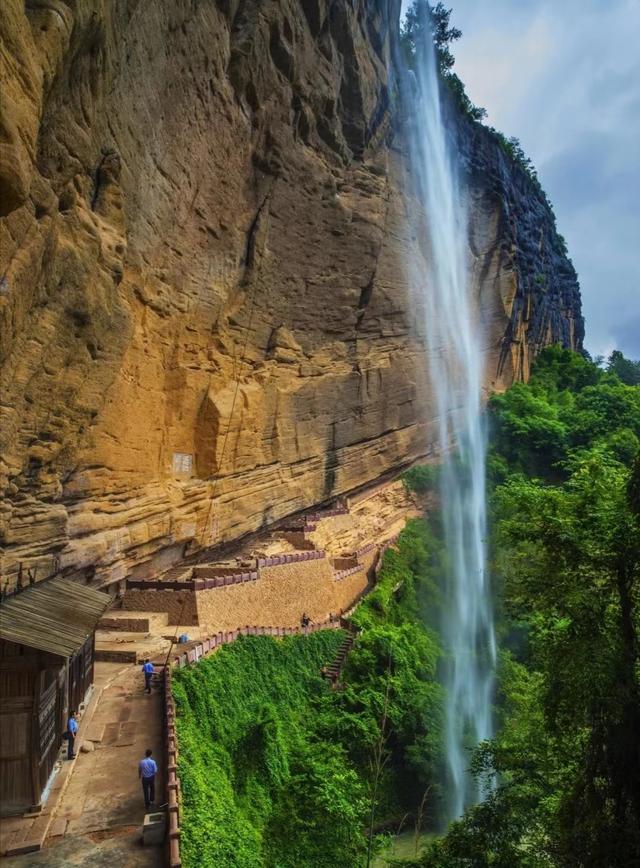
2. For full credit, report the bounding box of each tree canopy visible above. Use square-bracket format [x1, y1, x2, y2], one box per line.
[413, 346, 640, 867]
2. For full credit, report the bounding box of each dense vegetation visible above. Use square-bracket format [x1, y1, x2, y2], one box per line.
[174, 522, 445, 867]
[410, 347, 640, 867]
[175, 348, 639, 867]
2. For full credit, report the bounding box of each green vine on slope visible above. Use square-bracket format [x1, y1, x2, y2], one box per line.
[174, 520, 446, 867]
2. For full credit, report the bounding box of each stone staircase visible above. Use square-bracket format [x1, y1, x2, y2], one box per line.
[97, 610, 170, 633]
[322, 632, 355, 687]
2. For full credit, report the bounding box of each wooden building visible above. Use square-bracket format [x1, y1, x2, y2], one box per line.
[0, 577, 110, 816]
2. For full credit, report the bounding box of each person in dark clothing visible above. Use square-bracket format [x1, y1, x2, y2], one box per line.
[142, 659, 154, 694]
[66, 711, 78, 760]
[139, 748, 158, 809]
[301, 612, 310, 628]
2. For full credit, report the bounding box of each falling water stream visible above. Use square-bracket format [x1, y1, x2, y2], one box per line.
[400, 21, 497, 823]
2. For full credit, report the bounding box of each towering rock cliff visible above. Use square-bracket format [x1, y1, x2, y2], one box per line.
[0, 0, 582, 591]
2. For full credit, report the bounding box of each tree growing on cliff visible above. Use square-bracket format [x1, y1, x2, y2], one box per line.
[402, 1, 461, 72]
[400, 1, 487, 121]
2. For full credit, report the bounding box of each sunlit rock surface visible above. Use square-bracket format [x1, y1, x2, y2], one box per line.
[0, 0, 582, 590]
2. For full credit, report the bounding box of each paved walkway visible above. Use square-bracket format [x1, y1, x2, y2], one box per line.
[2, 662, 164, 866]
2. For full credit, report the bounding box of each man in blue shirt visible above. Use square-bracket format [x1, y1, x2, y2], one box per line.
[67, 711, 78, 760]
[138, 748, 158, 808]
[142, 659, 154, 694]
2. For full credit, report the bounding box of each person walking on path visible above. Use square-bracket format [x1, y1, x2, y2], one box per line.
[66, 711, 78, 760]
[142, 659, 154, 694]
[139, 748, 158, 809]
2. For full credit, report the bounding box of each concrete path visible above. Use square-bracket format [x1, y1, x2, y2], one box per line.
[0, 828, 160, 867]
[2, 661, 165, 866]
[51, 662, 165, 838]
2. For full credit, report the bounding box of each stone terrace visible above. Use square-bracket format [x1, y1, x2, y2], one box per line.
[116, 481, 420, 637]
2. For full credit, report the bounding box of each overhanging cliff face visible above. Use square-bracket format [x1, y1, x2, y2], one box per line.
[0, 0, 582, 590]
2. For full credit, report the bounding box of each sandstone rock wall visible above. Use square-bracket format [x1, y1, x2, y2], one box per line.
[0, 0, 582, 592]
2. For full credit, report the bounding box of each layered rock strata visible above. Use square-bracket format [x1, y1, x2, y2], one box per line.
[0, 0, 582, 591]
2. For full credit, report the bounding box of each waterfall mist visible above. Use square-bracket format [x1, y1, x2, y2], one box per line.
[399, 22, 497, 823]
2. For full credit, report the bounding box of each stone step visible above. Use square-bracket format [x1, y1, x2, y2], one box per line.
[95, 630, 171, 664]
[1, 814, 50, 856]
[98, 610, 169, 632]
[94, 648, 138, 664]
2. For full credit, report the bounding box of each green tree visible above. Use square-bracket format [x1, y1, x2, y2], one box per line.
[607, 349, 640, 386]
[402, 1, 461, 72]
[494, 451, 640, 866]
[428, 349, 640, 866]
[400, 1, 487, 121]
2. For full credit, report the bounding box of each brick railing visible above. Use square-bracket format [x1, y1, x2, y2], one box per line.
[355, 534, 400, 564]
[128, 574, 259, 592]
[373, 534, 400, 575]
[334, 565, 363, 582]
[257, 550, 325, 567]
[163, 667, 181, 868]
[355, 542, 376, 558]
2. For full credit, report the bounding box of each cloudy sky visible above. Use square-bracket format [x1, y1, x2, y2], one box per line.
[402, 0, 640, 358]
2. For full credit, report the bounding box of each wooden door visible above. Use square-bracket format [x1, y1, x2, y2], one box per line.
[36, 672, 61, 799]
[0, 658, 35, 816]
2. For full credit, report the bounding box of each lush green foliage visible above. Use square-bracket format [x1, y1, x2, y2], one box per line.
[400, 2, 487, 121]
[607, 349, 640, 385]
[402, 463, 437, 494]
[411, 347, 640, 867]
[175, 520, 444, 867]
[174, 631, 351, 867]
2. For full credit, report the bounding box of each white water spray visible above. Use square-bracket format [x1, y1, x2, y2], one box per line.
[400, 22, 497, 822]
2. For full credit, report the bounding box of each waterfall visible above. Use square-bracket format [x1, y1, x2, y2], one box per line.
[399, 18, 497, 822]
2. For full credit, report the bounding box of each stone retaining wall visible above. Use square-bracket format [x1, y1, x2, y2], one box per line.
[122, 538, 397, 634]
[121, 589, 198, 625]
[195, 558, 338, 632]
